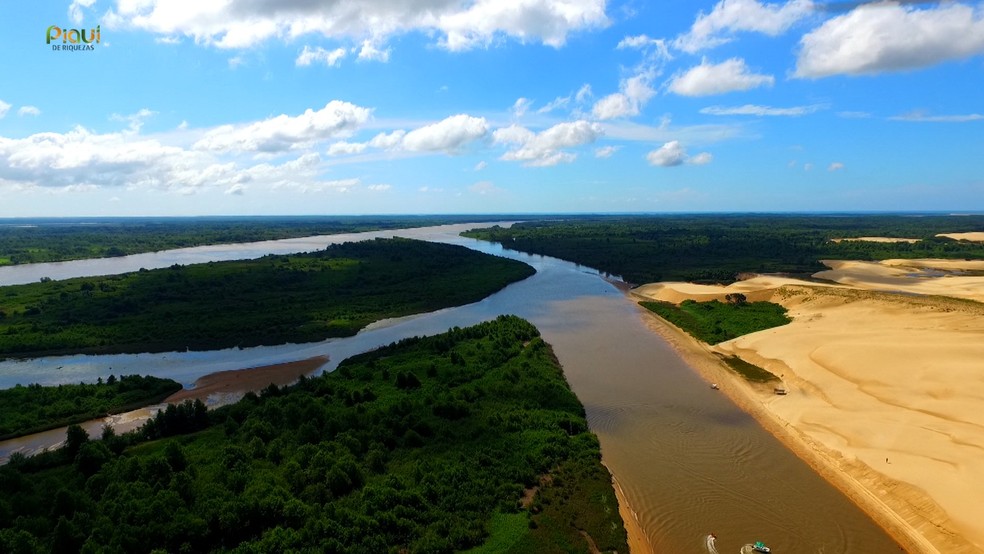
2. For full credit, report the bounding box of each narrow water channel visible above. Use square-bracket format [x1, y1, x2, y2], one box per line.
[0, 223, 901, 552]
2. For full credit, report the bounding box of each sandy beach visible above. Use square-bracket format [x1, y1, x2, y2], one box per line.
[937, 232, 984, 242]
[165, 355, 329, 405]
[632, 260, 984, 554]
[831, 236, 922, 243]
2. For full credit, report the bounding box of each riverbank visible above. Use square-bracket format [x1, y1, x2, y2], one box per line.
[630, 265, 984, 554]
[609, 471, 653, 554]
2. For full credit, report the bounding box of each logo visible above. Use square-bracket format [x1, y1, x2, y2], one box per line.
[46, 25, 100, 51]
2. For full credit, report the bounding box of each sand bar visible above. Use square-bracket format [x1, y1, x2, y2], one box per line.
[937, 232, 984, 242]
[633, 262, 984, 553]
[831, 236, 921, 243]
[816, 259, 984, 302]
[165, 355, 329, 404]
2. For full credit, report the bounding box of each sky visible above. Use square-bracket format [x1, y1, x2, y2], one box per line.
[0, 0, 982, 216]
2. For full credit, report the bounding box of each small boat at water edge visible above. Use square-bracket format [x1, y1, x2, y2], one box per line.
[739, 541, 771, 553]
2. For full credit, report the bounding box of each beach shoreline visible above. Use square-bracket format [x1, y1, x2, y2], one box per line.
[165, 355, 330, 405]
[629, 301, 936, 553]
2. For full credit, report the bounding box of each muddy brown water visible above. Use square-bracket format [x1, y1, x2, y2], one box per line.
[0, 223, 901, 552]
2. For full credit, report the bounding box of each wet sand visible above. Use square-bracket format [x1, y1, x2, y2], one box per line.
[633, 261, 984, 553]
[165, 355, 329, 404]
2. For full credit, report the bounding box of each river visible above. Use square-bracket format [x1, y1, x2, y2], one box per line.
[0, 222, 901, 553]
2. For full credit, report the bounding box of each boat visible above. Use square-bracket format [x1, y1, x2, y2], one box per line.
[740, 541, 771, 554]
[711, 383, 719, 390]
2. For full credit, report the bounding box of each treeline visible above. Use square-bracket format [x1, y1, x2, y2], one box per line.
[0, 215, 513, 265]
[0, 238, 535, 359]
[640, 299, 791, 345]
[463, 214, 984, 284]
[0, 375, 182, 440]
[0, 316, 628, 554]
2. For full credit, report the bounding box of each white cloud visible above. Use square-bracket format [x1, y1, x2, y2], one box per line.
[828, 162, 844, 171]
[575, 84, 593, 103]
[110, 109, 157, 134]
[889, 112, 984, 123]
[837, 111, 871, 119]
[296, 46, 347, 67]
[493, 120, 602, 166]
[796, 3, 984, 78]
[0, 100, 10, 119]
[538, 95, 571, 114]
[368, 184, 391, 192]
[18, 106, 41, 117]
[194, 101, 371, 153]
[155, 36, 182, 45]
[474, 160, 488, 171]
[68, 0, 97, 24]
[646, 140, 712, 167]
[592, 72, 656, 119]
[690, 151, 713, 165]
[225, 183, 246, 196]
[401, 114, 488, 153]
[357, 40, 390, 62]
[804, 162, 813, 171]
[228, 56, 245, 69]
[617, 34, 662, 49]
[595, 145, 618, 158]
[327, 141, 368, 156]
[700, 103, 823, 116]
[675, 0, 814, 53]
[667, 57, 774, 96]
[369, 130, 407, 149]
[107, 0, 608, 54]
[512, 97, 533, 118]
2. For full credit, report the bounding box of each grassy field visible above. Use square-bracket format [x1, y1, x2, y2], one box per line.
[640, 299, 791, 344]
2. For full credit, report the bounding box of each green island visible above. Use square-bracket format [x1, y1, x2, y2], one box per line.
[462, 214, 984, 284]
[0, 375, 182, 440]
[639, 297, 791, 345]
[0, 215, 513, 266]
[0, 238, 534, 359]
[0, 316, 628, 554]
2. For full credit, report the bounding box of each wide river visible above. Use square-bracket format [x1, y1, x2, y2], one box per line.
[0, 223, 900, 553]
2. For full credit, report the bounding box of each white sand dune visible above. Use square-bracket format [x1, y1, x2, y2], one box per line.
[831, 236, 921, 243]
[634, 260, 984, 553]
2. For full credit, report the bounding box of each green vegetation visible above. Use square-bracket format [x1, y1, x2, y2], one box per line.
[640, 299, 790, 344]
[463, 215, 984, 284]
[0, 238, 534, 359]
[0, 215, 512, 265]
[0, 316, 628, 554]
[720, 355, 779, 383]
[0, 375, 182, 440]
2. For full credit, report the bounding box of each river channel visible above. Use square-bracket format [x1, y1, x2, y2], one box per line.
[0, 222, 900, 552]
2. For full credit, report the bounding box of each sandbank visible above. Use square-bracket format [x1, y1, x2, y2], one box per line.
[831, 237, 921, 243]
[937, 232, 984, 242]
[632, 262, 984, 553]
[816, 259, 984, 302]
[165, 355, 329, 405]
[609, 471, 654, 554]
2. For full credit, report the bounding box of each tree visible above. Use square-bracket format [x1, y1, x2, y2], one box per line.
[64, 424, 89, 457]
[724, 293, 747, 306]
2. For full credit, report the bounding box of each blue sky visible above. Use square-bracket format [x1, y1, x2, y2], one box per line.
[1, 0, 982, 216]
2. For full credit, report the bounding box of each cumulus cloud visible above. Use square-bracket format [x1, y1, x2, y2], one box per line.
[106, 0, 608, 53]
[796, 2, 984, 78]
[575, 84, 593, 103]
[675, 0, 814, 52]
[592, 73, 656, 120]
[327, 141, 368, 156]
[667, 58, 774, 96]
[493, 120, 602, 166]
[889, 111, 984, 123]
[646, 141, 712, 167]
[296, 46, 347, 67]
[474, 160, 488, 171]
[401, 114, 488, 153]
[699, 103, 824, 116]
[0, 125, 353, 196]
[194, 101, 371, 153]
[469, 181, 502, 195]
[367, 184, 391, 191]
[828, 161, 844, 171]
[68, 0, 97, 24]
[18, 106, 42, 117]
[0, 101, 11, 119]
[369, 130, 407, 149]
[357, 40, 391, 62]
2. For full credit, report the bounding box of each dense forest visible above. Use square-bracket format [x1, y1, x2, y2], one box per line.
[0, 316, 628, 554]
[0, 375, 181, 440]
[0, 238, 535, 359]
[0, 215, 514, 265]
[463, 214, 984, 284]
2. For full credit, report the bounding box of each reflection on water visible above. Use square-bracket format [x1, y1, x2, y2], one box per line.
[0, 223, 900, 552]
